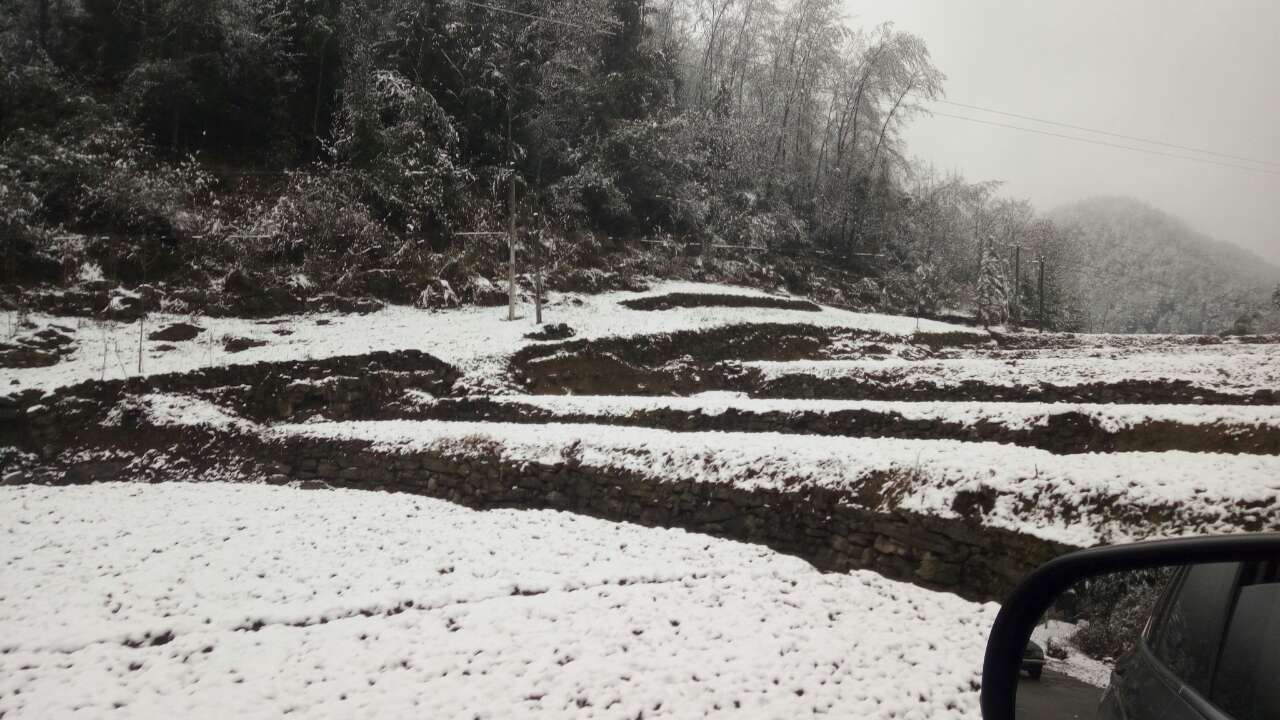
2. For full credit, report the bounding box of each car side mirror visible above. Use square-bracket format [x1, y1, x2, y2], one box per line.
[981, 534, 1280, 720]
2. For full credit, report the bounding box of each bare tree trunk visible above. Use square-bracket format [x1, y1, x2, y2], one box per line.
[312, 47, 327, 142]
[868, 76, 914, 172]
[36, 0, 51, 52]
[727, 0, 757, 114]
[698, 0, 734, 106]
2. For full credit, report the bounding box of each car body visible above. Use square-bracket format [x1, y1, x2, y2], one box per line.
[1021, 641, 1045, 680]
[1097, 560, 1280, 720]
[980, 534, 1280, 720]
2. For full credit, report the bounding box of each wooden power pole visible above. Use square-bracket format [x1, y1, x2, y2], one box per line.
[505, 28, 518, 322]
[1011, 245, 1021, 325]
[1037, 258, 1046, 332]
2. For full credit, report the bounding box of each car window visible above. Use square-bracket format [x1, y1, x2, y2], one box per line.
[1146, 562, 1240, 694]
[1210, 562, 1280, 720]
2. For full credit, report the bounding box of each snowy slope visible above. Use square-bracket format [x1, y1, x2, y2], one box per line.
[745, 345, 1280, 395]
[3, 281, 983, 393]
[458, 393, 1280, 432]
[0, 482, 995, 720]
[276, 420, 1280, 547]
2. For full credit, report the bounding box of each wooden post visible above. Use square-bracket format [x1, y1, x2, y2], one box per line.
[534, 264, 543, 324]
[506, 35, 517, 322]
[1037, 259, 1046, 332]
[137, 314, 145, 374]
[507, 166, 516, 322]
[1012, 245, 1021, 325]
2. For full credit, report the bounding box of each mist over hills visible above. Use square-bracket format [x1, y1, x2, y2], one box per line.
[1047, 196, 1279, 334]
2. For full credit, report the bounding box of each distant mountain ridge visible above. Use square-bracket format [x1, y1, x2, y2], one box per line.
[1046, 196, 1279, 334]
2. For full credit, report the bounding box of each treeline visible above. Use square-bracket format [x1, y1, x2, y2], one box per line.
[2, 0, 1271, 332]
[1049, 197, 1280, 334]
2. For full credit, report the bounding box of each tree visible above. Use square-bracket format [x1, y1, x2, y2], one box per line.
[975, 235, 1008, 327]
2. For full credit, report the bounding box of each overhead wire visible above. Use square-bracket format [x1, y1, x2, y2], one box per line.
[926, 97, 1280, 169]
[924, 109, 1280, 177]
[450, 0, 616, 33]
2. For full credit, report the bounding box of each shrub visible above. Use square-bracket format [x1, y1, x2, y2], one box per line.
[251, 170, 386, 271]
[1070, 568, 1174, 661]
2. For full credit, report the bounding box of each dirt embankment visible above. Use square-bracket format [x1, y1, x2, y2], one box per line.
[394, 397, 1280, 455]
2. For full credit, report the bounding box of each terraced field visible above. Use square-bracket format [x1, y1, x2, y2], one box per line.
[3, 282, 1279, 718]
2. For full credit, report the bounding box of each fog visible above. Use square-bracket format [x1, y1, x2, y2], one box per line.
[853, 0, 1280, 265]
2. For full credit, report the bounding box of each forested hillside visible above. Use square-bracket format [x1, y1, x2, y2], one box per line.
[1049, 197, 1280, 334]
[2, 0, 1275, 332]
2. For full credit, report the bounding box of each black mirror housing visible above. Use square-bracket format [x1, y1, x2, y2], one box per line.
[981, 533, 1280, 720]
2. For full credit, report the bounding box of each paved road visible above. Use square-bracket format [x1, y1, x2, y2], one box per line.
[1016, 668, 1106, 720]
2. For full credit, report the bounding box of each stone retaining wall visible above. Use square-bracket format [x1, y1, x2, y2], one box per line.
[266, 432, 1071, 603]
[6, 397, 1073, 603]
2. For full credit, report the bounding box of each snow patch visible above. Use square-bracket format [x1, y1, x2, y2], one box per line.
[0, 482, 995, 719]
[3, 281, 985, 393]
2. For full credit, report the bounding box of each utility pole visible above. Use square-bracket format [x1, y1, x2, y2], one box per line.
[532, 217, 544, 324]
[505, 33, 517, 322]
[534, 263, 543, 324]
[1011, 245, 1021, 325]
[1037, 258, 1046, 332]
[462, 2, 611, 323]
[137, 314, 145, 374]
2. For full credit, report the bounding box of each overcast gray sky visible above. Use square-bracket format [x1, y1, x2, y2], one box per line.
[851, 0, 1280, 265]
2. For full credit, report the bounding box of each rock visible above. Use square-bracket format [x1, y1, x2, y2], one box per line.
[30, 328, 74, 349]
[524, 323, 576, 341]
[416, 278, 460, 309]
[148, 322, 204, 342]
[223, 337, 268, 353]
[359, 269, 419, 304]
[222, 268, 257, 295]
[0, 345, 60, 368]
[352, 297, 384, 314]
[100, 288, 150, 320]
[305, 294, 385, 315]
[464, 276, 507, 306]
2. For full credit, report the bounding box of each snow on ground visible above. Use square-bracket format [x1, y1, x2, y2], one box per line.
[942, 342, 1269, 361]
[1, 482, 995, 719]
[448, 393, 1280, 432]
[745, 344, 1280, 395]
[2, 282, 984, 394]
[275, 420, 1280, 548]
[101, 392, 259, 432]
[1030, 620, 1113, 688]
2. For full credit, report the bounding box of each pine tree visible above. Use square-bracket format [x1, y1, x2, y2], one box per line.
[975, 236, 1009, 327]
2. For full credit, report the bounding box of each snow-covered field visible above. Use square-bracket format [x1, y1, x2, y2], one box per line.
[5, 281, 1279, 718]
[452, 392, 1280, 432]
[745, 346, 1280, 395]
[278, 419, 1280, 547]
[4, 282, 982, 394]
[0, 482, 995, 719]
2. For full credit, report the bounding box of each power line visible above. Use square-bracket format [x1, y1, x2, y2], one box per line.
[926, 110, 1280, 178]
[927, 97, 1280, 170]
[452, 0, 616, 33]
